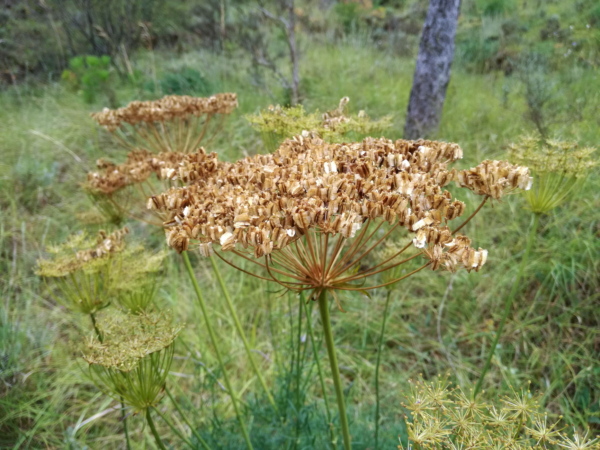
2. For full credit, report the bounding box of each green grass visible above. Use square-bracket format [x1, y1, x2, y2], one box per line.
[1, 33, 599, 449]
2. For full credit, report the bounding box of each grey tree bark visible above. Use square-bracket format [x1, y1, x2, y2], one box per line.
[286, 0, 300, 106]
[404, 0, 461, 139]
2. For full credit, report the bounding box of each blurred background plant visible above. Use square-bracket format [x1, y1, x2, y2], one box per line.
[61, 55, 117, 107]
[246, 96, 392, 151]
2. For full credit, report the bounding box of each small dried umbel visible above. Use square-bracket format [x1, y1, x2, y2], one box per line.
[153, 134, 531, 303]
[110, 248, 168, 314]
[85, 148, 221, 225]
[83, 310, 183, 412]
[246, 97, 392, 151]
[36, 228, 129, 314]
[508, 134, 598, 214]
[400, 376, 600, 450]
[91, 93, 238, 153]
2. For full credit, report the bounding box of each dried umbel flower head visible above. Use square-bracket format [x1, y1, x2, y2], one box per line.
[246, 97, 392, 151]
[508, 134, 598, 214]
[36, 228, 129, 314]
[153, 135, 530, 305]
[85, 148, 221, 225]
[83, 310, 183, 412]
[400, 376, 599, 450]
[111, 248, 168, 314]
[91, 93, 238, 153]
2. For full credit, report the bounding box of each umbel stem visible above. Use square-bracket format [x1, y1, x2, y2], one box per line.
[91, 313, 131, 450]
[209, 255, 278, 414]
[374, 290, 392, 450]
[317, 290, 352, 450]
[146, 408, 167, 450]
[301, 293, 337, 450]
[120, 397, 132, 450]
[474, 212, 540, 396]
[182, 251, 254, 450]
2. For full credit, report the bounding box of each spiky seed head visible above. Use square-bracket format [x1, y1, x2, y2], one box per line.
[400, 376, 599, 450]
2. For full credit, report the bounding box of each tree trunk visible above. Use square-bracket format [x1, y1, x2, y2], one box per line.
[287, 0, 299, 106]
[404, 0, 461, 140]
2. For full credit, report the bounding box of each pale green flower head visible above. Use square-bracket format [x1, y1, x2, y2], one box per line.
[508, 134, 598, 214]
[83, 310, 183, 412]
[110, 248, 168, 314]
[246, 97, 392, 151]
[37, 228, 129, 314]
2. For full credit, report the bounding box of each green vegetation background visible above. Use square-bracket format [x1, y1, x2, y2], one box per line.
[1, 0, 599, 448]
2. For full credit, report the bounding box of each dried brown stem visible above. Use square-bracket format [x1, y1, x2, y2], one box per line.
[452, 196, 489, 234]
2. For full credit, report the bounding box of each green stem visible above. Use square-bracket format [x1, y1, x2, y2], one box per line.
[301, 293, 337, 450]
[166, 387, 213, 450]
[317, 290, 352, 450]
[209, 255, 278, 413]
[152, 406, 195, 449]
[474, 213, 540, 397]
[121, 398, 132, 450]
[294, 293, 304, 448]
[514, 412, 525, 440]
[90, 313, 102, 343]
[182, 251, 254, 450]
[91, 314, 130, 450]
[374, 291, 392, 450]
[146, 408, 167, 450]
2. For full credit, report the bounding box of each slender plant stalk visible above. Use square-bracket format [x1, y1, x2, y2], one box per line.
[146, 408, 168, 450]
[317, 290, 352, 450]
[374, 290, 392, 450]
[120, 398, 132, 450]
[474, 213, 540, 397]
[182, 251, 254, 450]
[166, 387, 213, 450]
[301, 293, 337, 450]
[209, 255, 278, 413]
[294, 293, 304, 448]
[92, 313, 132, 450]
[152, 406, 195, 449]
[90, 313, 102, 342]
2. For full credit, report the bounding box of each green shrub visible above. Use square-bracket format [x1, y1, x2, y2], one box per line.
[477, 0, 516, 16]
[146, 67, 212, 96]
[61, 55, 117, 106]
[334, 2, 365, 33]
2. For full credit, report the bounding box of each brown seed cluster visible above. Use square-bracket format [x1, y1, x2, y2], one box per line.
[152, 135, 530, 280]
[456, 159, 533, 199]
[86, 148, 220, 196]
[91, 93, 238, 131]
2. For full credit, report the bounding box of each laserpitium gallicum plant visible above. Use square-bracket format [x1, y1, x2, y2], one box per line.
[39, 89, 599, 449]
[153, 132, 533, 450]
[85, 93, 237, 225]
